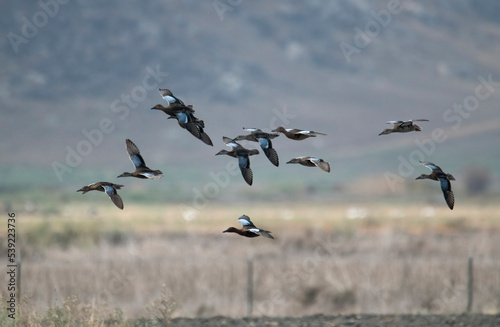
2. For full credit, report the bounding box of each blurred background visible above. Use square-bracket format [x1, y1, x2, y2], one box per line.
[1, 0, 500, 322]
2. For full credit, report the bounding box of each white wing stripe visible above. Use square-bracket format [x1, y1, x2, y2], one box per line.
[238, 218, 251, 226]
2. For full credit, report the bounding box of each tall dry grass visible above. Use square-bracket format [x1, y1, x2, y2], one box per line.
[2, 202, 500, 320]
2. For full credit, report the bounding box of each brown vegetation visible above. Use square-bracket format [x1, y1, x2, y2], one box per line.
[2, 203, 500, 322]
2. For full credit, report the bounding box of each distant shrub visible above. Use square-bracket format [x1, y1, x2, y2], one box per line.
[464, 166, 492, 195]
[101, 229, 129, 246]
[331, 289, 356, 310]
[300, 287, 320, 307]
[1, 294, 125, 327]
[146, 285, 177, 326]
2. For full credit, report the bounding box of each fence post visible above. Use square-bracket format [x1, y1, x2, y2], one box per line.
[466, 256, 473, 312]
[246, 254, 253, 316]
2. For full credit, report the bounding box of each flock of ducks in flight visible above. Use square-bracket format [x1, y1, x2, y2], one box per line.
[77, 89, 455, 239]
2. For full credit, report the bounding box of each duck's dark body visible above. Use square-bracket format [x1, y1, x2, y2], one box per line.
[77, 182, 125, 209]
[272, 126, 326, 140]
[117, 139, 163, 179]
[236, 128, 280, 167]
[416, 161, 455, 210]
[379, 119, 429, 135]
[223, 215, 274, 239]
[216, 137, 259, 185]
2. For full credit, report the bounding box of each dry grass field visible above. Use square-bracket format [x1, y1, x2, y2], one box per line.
[1, 201, 500, 326]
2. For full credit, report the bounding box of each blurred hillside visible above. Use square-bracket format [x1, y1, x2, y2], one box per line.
[1, 1, 500, 203]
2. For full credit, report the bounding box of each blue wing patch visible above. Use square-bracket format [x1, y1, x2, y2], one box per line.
[176, 112, 189, 125]
[130, 154, 145, 168]
[439, 177, 451, 192]
[258, 137, 270, 149]
[102, 185, 115, 196]
[238, 156, 249, 169]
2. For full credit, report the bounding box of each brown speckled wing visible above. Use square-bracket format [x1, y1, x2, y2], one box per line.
[102, 184, 124, 210]
[109, 193, 124, 210]
[125, 139, 147, 168]
[439, 177, 455, 210]
[185, 122, 202, 140]
[240, 167, 253, 186]
[200, 132, 213, 146]
[264, 147, 279, 167]
[444, 190, 454, 210]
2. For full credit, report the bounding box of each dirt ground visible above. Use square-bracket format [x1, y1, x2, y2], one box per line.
[165, 314, 500, 327]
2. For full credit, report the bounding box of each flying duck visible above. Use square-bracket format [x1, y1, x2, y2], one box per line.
[223, 215, 274, 239]
[77, 182, 124, 209]
[272, 126, 327, 140]
[117, 139, 163, 179]
[416, 161, 455, 210]
[378, 119, 429, 135]
[236, 128, 280, 166]
[286, 156, 331, 172]
[151, 103, 202, 126]
[215, 137, 259, 185]
[152, 91, 213, 146]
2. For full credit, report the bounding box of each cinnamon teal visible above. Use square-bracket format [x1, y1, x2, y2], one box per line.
[153, 90, 213, 146]
[236, 128, 280, 167]
[151, 103, 212, 145]
[272, 126, 327, 140]
[216, 137, 259, 186]
[77, 182, 124, 209]
[416, 161, 455, 210]
[151, 103, 201, 125]
[286, 156, 331, 172]
[223, 215, 274, 239]
[117, 139, 163, 179]
[378, 119, 429, 135]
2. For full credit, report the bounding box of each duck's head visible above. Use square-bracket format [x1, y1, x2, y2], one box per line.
[222, 227, 238, 234]
[151, 104, 166, 111]
[378, 129, 392, 136]
[415, 174, 430, 180]
[76, 186, 89, 193]
[117, 172, 134, 178]
[272, 126, 286, 133]
[215, 149, 230, 156]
